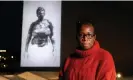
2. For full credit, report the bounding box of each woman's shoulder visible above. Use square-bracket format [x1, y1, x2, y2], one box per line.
[98, 48, 114, 61]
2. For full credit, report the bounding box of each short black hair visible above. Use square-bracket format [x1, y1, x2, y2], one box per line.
[36, 7, 45, 14]
[76, 19, 95, 35]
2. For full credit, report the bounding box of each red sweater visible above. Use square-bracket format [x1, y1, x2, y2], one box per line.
[59, 41, 116, 80]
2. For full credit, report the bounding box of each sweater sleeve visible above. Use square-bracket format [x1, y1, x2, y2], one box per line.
[96, 51, 116, 80]
[59, 57, 70, 80]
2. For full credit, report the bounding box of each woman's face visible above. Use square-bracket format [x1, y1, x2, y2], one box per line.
[78, 24, 96, 50]
[37, 10, 45, 19]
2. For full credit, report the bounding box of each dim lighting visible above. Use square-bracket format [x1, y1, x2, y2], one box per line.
[117, 73, 122, 78]
[0, 56, 1, 58]
[11, 56, 13, 59]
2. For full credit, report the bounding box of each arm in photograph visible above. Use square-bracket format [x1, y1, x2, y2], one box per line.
[48, 20, 55, 45]
[48, 20, 55, 52]
[25, 23, 34, 52]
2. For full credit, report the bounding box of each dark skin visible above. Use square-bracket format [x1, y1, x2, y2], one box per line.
[59, 24, 97, 80]
[37, 8, 45, 21]
[78, 24, 96, 50]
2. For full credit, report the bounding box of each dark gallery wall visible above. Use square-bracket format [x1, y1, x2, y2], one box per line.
[61, 1, 133, 76]
[0, 1, 23, 54]
[0, 1, 23, 72]
[0, 1, 133, 76]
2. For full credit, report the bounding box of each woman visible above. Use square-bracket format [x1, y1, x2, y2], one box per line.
[59, 20, 116, 80]
[23, 7, 55, 67]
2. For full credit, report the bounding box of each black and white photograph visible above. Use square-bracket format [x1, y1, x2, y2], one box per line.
[21, 1, 61, 67]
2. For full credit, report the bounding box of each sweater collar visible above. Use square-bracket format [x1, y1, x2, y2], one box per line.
[75, 40, 100, 58]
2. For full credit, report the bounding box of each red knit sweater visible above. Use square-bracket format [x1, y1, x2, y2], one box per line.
[59, 41, 116, 80]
